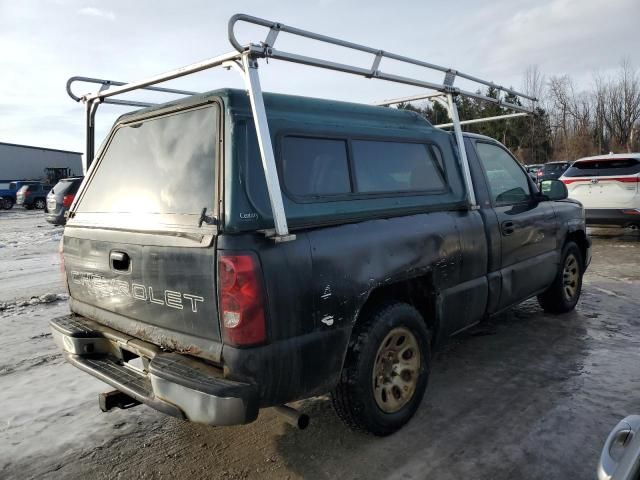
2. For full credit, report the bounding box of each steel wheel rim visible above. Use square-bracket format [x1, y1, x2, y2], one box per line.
[372, 327, 421, 413]
[563, 253, 579, 301]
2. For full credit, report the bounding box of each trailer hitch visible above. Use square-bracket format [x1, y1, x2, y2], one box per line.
[99, 390, 141, 412]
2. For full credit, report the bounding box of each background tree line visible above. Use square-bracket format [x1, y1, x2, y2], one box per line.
[397, 61, 640, 165]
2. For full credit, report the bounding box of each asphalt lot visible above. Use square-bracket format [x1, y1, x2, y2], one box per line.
[1, 209, 639, 479]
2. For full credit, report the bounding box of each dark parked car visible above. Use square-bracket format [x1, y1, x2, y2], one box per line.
[51, 88, 591, 436]
[16, 183, 51, 209]
[0, 180, 41, 209]
[45, 177, 84, 225]
[536, 161, 572, 182]
[526, 164, 543, 180]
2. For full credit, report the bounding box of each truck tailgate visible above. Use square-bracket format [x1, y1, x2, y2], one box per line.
[62, 102, 222, 360]
[63, 230, 221, 360]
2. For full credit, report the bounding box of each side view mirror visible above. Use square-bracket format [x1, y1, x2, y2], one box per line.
[540, 179, 568, 201]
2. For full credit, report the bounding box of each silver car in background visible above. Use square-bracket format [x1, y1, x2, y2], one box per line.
[45, 177, 83, 225]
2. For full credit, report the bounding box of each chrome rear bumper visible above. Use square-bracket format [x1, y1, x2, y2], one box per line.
[50, 315, 258, 426]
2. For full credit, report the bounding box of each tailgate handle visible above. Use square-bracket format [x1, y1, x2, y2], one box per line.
[110, 251, 130, 272]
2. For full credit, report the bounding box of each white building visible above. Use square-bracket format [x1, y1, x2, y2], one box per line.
[0, 142, 82, 183]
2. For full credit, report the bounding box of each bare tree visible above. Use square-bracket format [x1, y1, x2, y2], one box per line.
[520, 65, 550, 164]
[593, 73, 608, 153]
[523, 65, 546, 109]
[604, 60, 640, 152]
[547, 74, 599, 158]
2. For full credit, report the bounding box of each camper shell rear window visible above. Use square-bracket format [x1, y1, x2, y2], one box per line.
[73, 104, 219, 229]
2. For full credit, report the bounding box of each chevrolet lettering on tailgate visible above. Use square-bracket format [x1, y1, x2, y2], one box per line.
[70, 271, 205, 312]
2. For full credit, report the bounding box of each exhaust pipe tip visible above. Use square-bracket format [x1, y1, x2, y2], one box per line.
[273, 405, 310, 430]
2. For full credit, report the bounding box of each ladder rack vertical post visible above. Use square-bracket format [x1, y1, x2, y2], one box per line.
[84, 99, 98, 175]
[446, 93, 477, 209]
[241, 54, 295, 242]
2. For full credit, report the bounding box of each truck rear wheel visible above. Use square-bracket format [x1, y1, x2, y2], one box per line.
[331, 302, 430, 436]
[537, 241, 583, 313]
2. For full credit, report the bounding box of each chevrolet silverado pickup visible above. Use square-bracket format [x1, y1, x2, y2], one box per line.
[50, 88, 590, 435]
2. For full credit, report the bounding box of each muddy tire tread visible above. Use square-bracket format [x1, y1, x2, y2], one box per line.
[331, 302, 429, 436]
[537, 241, 583, 313]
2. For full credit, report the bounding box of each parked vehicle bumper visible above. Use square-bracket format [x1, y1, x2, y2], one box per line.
[586, 208, 640, 227]
[49, 314, 259, 426]
[45, 208, 67, 225]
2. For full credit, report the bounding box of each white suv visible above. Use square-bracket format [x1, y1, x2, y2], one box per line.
[560, 153, 640, 227]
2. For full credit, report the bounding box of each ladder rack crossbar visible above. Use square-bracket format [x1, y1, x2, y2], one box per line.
[66, 76, 199, 104]
[73, 50, 243, 105]
[435, 112, 530, 128]
[374, 92, 446, 106]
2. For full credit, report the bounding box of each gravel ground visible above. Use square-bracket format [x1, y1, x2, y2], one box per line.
[1, 209, 639, 479]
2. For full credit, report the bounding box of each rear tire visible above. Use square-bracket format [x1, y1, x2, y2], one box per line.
[34, 198, 46, 210]
[331, 302, 430, 436]
[2, 197, 13, 210]
[537, 241, 583, 313]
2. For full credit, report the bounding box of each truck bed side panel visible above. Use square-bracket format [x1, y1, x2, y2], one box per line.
[217, 232, 350, 405]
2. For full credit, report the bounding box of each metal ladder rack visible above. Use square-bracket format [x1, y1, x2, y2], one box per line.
[67, 13, 537, 242]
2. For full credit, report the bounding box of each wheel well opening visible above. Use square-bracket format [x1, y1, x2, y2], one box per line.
[357, 276, 438, 340]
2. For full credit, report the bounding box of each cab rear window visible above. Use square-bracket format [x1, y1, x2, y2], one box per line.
[75, 105, 218, 218]
[564, 158, 640, 177]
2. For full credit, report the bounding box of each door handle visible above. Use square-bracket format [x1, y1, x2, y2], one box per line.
[110, 251, 131, 272]
[501, 221, 515, 236]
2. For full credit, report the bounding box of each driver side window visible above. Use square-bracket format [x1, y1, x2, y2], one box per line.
[475, 142, 531, 206]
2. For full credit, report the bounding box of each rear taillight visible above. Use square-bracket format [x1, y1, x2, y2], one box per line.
[536, 171, 543, 177]
[612, 177, 640, 183]
[217, 253, 267, 346]
[62, 194, 75, 208]
[563, 176, 639, 184]
[24, 190, 31, 196]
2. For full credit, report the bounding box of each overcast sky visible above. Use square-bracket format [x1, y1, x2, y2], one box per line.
[1, 0, 638, 152]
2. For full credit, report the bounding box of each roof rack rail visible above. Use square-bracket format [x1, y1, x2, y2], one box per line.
[68, 13, 537, 242]
[66, 76, 199, 108]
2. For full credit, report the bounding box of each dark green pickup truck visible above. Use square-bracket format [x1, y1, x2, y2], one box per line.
[50, 14, 591, 436]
